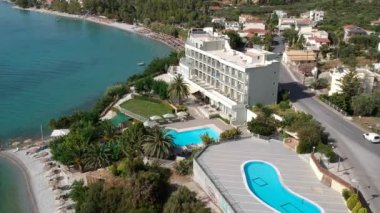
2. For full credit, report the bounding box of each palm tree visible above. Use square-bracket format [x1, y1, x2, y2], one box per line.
[143, 127, 174, 159]
[120, 122, 146, 158]
[83, 144, 111, 171]
[168, 75, 190, 105]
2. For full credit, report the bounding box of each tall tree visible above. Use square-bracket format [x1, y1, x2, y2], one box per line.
[339, 70, 361, 101]
[143, 127, 174, 159]
[168, 75, 190, 105]
[120, 122, 146, 158]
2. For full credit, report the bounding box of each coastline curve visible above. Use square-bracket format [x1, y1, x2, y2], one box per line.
[0, 152, 39, 213]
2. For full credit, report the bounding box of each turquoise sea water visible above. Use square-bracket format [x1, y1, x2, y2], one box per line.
[243, 161, 323, 213]
[0, 1, 171, 212]
[166, 128, 219, 146]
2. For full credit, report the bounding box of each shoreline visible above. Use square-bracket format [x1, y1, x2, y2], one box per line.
[0, 147, 80, 213]
[12, 5, 184, 51]
[0, 152, 39, 213]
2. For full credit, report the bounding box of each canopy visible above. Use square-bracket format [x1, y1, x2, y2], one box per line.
[162, 113, 176, 119]
[51, 129, 70, 137]
[150, 115, 163, 121]
[143, 120, 158, 128]
[176, 111, 188, 117]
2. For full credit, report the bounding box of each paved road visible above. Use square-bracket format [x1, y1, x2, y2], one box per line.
[273, 36, 380, 212]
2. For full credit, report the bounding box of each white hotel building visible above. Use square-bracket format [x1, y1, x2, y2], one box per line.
[177, 29, 280, 123]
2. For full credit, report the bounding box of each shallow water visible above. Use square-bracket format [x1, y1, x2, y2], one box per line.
[0, 2, 171, 211]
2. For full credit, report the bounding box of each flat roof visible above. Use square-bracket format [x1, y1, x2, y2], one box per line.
[196, 138, 347, 213]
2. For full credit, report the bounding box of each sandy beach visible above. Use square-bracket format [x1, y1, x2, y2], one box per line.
[0, 147, 83, 213]
[14, 6, 184, 51]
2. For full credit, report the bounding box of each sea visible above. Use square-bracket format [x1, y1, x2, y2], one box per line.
[0, 1, 171, 212]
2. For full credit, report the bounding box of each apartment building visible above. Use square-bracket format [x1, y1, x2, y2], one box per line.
[301, 10, 324, 23]
[178, 28, 280, 123]
[329, 67, 380, 95]
[343, 25, 367, 42]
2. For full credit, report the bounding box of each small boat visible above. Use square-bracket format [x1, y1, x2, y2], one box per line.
[138, 62, 145, 66]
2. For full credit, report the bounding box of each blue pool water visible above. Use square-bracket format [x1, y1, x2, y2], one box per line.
[243, 161, 323, 213]
[166, 128, 219, 146]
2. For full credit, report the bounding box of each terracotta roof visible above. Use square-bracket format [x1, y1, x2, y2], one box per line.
[309, 36, 330, 43]
[296, 19, 312, 25]
[371, 20, 380, 25]
[286, 50, 316, 61]
[243, 28, 267, 34]
[344, 25, 366, 33]
[209, 6, 223, 11]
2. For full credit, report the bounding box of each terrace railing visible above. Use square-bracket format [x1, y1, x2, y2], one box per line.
[117, 107, 148, 122]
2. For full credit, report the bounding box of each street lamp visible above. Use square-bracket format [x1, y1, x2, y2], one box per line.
[312, 146, 316, 153]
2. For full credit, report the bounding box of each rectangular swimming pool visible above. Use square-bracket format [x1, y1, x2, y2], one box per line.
[166, 127, 219, 147]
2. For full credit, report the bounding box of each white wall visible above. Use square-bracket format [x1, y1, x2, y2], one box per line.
[193, 159, 236, 213]
[247, 62, 280, 106]
[246, 109, 258, 122]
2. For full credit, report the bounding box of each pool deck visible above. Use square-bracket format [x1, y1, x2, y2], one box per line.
[196, 138, 347, 213]
[164, 118, 230, 133]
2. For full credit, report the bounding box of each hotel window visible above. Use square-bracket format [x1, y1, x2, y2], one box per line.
[231, 79, 236, 87]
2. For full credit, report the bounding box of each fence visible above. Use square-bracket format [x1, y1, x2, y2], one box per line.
[319, 96, 349, 117]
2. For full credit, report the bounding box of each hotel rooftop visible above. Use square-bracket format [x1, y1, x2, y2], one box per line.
[186, 29, 278, 69]
[194, 139, 347, 213]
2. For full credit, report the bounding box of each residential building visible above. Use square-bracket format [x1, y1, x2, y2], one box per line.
[239, 14, 260, 24]
[278, 18, 295, 32]
[329, 67, 380, 95]
[178, 28, 280, 123]
[273, 10, 287, 18]
[241, 28, 267, 38]
[225, 21, 241, 31]
[283, 50, 317, 78]
[243, 20, 266, 31]
[294, 18, 312, 31]
[301, 10, 324, 23]
[211, 17, 226, 25]
[370, 20, 380, 26]
[303, 30, 330, 51]
[343, 25, 368, 42]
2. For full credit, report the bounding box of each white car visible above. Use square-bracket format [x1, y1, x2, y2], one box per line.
[363, 133, 380, 143]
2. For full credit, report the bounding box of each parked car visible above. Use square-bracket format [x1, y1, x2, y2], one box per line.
[363, 133, 380, 143]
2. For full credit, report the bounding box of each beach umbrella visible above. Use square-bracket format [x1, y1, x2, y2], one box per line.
[143, 120, 158, 128]
[176, 111, 188, 117]
[163, 113, 176, 119]
[150, 115, 163, 121]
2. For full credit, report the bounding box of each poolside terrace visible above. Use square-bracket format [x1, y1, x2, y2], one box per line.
[194, 138, 347, 213]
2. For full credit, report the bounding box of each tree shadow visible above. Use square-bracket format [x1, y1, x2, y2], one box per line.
[278, 82, 315, 102]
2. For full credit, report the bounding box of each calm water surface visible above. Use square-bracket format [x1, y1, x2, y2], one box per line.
[0, 2, 171, 212]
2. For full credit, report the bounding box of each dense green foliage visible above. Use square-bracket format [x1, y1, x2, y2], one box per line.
[135, 77, 169, 99]
[163, 186, 210, 213]
[225, 30, 244, 50]
[248, 115, 277, 136]
[70, 163, 172, 212]
[351, 92, 380, 117]
[220, 128, 242, 141]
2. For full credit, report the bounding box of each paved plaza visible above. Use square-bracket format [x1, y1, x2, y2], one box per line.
[196, 138, 347, 213]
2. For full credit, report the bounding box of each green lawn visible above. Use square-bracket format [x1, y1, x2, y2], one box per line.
[120, 96, 173, 118]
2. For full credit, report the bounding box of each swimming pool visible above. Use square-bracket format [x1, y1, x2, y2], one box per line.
[166, 127, 219, 146]
[242, 161, 324, 213]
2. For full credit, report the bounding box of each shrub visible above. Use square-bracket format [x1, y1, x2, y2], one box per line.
[220, 128, 242, 141]
[352, 202, 362, 213]
[247, 116, 277, 136]
[317, 143, 338, 162]
[201, 133, 216, 146]
[342, 189, 353, 200]
[358, 208, 367, 213]
[175, 159, 193, 176]
[163, 186, 210, 213]
[346, 194, 359, 210]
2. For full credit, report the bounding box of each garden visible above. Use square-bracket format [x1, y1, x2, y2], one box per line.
[120, 96, 173, 118]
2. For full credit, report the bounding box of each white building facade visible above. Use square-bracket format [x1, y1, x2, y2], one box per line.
[178, 29, 280, 123]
